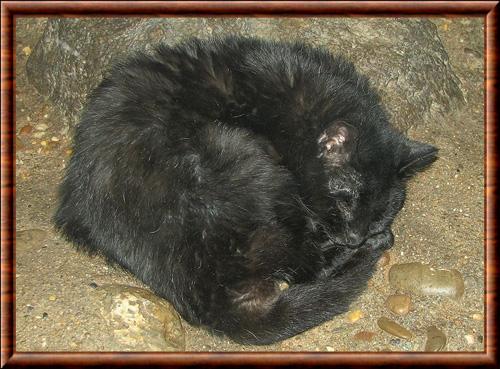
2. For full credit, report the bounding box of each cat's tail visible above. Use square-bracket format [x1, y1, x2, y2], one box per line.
[214, 243, 382, 345]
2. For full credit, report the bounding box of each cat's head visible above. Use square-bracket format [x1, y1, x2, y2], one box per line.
[316, 120, 438, 248]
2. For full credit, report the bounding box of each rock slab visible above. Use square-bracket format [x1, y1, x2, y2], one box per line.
[27, 18, 463, 132]
[95, 284, 185, 351]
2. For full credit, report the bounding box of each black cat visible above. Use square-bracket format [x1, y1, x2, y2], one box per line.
[54, 37, 438, 345]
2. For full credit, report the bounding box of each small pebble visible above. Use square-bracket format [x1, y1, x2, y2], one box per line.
[472, 313, 483, 321]
[42, 312, 48, 320]
[51, 136, 60, 142]
[89, 282, 98, 289]
[389, 338, 401, 345]
[385, 294, 411, 315]
[389, 262, 464, 299]
[22, 46, 32, 56]
[33, 132, 46, 138]
[391, 340, 413, 351]
[35, 123, 49, 131]
[424, 326, 447, 351]
[48, 295, 57, 301]
[19, 124, 33, 135]
[464, 334, 475, 345]
[42, 141, 60, 153]
[65, 148, 73, 156]
[353, 331, 376, 342]
[325, 346, 335, 351]
[346, 309, 363, 323]
[26, 304, 34, 312]
[377, 317, 413, 340]
[40, 140, 48, 147]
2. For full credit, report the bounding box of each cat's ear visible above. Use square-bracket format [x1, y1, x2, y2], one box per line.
[398, 139, 438, 178]
[318, 121, 358, 167]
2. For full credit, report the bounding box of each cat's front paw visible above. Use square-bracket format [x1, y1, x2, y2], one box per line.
[364, 229, 394, 251]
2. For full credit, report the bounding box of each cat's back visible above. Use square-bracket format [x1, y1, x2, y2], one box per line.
[71, 36, 390, 198]
[80, 36, 369, 134]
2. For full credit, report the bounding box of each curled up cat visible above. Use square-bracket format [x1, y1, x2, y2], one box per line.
[54, 37, 438, 345]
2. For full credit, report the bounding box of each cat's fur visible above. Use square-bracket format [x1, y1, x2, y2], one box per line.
[54, 37, 438, 345]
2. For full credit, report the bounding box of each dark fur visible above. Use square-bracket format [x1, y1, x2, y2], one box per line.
[54, 37, 438, 345]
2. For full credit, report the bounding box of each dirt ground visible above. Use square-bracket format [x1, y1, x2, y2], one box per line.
[14, 18, 484, 352]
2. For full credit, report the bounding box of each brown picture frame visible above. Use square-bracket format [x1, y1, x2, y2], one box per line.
[1, 1, 497, 367]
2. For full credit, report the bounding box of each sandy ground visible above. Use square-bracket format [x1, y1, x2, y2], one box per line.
[14, 18, 484, 352]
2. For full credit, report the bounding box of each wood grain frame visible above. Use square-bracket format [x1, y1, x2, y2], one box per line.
[1, 1, 497, 367]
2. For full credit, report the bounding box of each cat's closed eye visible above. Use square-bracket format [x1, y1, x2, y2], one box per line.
[332, 189, 355, 206]
[330, 188, 355, 200]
